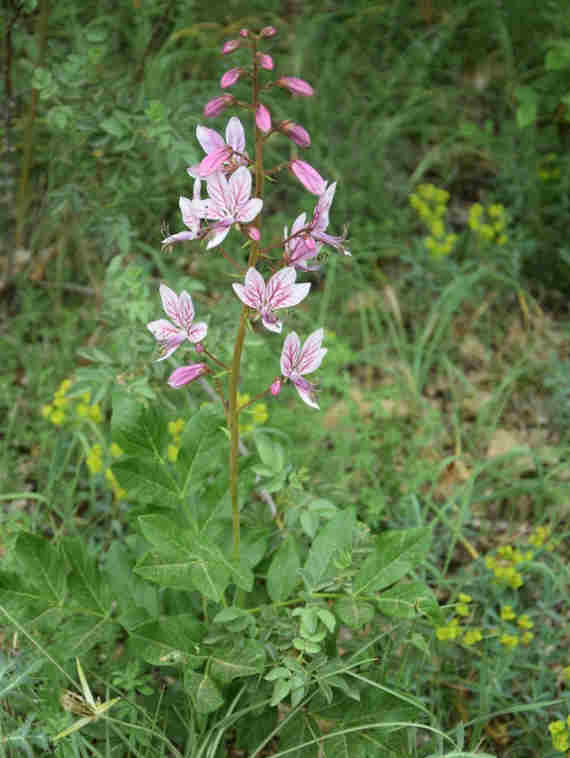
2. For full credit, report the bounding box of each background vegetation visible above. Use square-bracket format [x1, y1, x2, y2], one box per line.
[1, 0, 569, 755]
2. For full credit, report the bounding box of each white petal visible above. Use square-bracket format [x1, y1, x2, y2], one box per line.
[297, 328, 327, 375]
[237, 197, 263, 223]
[159, 284, 181, 325]
[280, 332, 300, 376]
[177, 291, 195, 333]
[196, 125, 225, 155]
[226, 116, 245, 153]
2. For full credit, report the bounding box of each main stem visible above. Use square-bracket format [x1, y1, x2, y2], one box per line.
[229, 37, 264, 563]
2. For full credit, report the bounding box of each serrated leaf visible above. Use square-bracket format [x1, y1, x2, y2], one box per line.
[62, 538, 110, 614]
[184, 670, 224, 713]
[111, 390, 168, 459]
[303, 509, 356, 591]
[127, 614, 204, 666]
[376, 581, 441, 621]
[267, 537, 300, 603]
[209, 639, 265, 684]
[354, 528, 431, 596]
[334, 597, 374, 629]
[112, 458, 181, 508]
[14, 533, 66, 607]
[177, 406, 226, 493]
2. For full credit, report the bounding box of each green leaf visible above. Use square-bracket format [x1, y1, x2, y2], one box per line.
[302, 509, 356, 591]
[127, 614, 204, 667]
[112, 457, 181, 508]
[254, 432, 285, 472]
[111, 390, 168, 459]
[14, 533, 66, 607]
[545, 41, 570, 70]
[177, 406, 226, 493]
[135, 515, 235, 600]
[333, 597, 374, 629]
[267, 537, 300, 603]
[514, 85, 538, 129]
[101, 115, 127, 138]
[209, 639, 265, 684]
[184, 670, 224, 714]
[62, 538, 111, 614]
[376, 580, 441, 621]
[354, 528, 431, 596]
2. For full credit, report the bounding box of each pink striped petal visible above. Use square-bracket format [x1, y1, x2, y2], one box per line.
[199, 146, 231, 177]
[196, 125, 225, 155]
[176, 291, 196, 332]
[220, 67, 242, 88]
[296, 328, 327, 375]
[277, 76, 314, 96]
[256, 104, 272, 133]
[225, 117, 245, 153]
[290, 160, 326, 196]
[168, 363, 208, 388]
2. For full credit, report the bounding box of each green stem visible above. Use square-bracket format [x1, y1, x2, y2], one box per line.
[228, 34, 265, 563]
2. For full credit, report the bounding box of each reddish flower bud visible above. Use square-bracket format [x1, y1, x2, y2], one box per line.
[290, 159, 326, 195]
[168, 363, 208, 389]
[222, 39, 240, 54]
[203, 95, 234, 118]
[239, 28, 249, 38]
[246, 226, 261, 241]
[257, 53, 274, 70]
[280, 120, 311, 148]
[260, 26, 277, 38]
[255, 103, 272, 133]
[277, 76, 314, 96]
[270, 378, 282, 396]
[195, 343, 204, 353]
[220, 67, 243, 88]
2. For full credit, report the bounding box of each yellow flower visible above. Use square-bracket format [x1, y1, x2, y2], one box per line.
[41, 404, 53, 419]
[488, 203, 504, 218]
[499, 633, 519, 649]
[456, 603, 470, 617]
[88, 404, 103, 424]
[110, 443, 123, 458]
[76, 403, 90, 418]
[53, 395, 69, 409]
[459, 593, 472, 603]
[237, 393, 251, 409]
[50, 409, 66, 426]
[517, 614, 533, 630]
[86, 445, 103, 474]
[430, 218, 444, 238]
[57, 379, 73, 395]
[463, 628, 482, 646]
[501, 605, 516, 621]
[167, 444, 179, 462]
[105, 468, 127, 501]
[562, 666, 570, 682]
[81, 391, 91, 403]
[251, 403, 268, 425]
[168, 419, 185, 438]
[521, 631, 534, 645]
[549, 720, 569, 752]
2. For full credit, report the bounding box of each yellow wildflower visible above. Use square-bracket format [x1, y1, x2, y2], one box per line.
[41, 404, 53, 419]
[459, 593, 472, 603]
[86, 445, 103, 474]
[501, 605, 516, 621]
[88, 404, 103, 423]
[110, 443, 123, 458]
[251, 403, 268, 424]
[521, 631, 534, 645]
[50, 410, 66, 426]
[168, 419, 185, 438]
[463, 628, 482, 646]
[167, 444, 179, 462]
[499, 633, 519, 649]
[517, 615, 533, 630]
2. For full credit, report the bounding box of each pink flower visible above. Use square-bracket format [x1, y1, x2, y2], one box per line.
[188, 117, 248, 178]
[222, 39, 241, 54]
[257, 53, 274, 70]
[260, 26, 277, 37]
[280, 329, 327, 409]
[168, 363, 208, 388]
[203, 94, 234, 118]
[279, 120, 311, 148]
[201, 167, 263, 248]
[147, 284, 208, 361]
[277, 76, 314, 96]
[290, 159, 326, 195]
[270, 378, 282, 396]
[309, 182, 351, 256]
[232, 267, 310, 333]
[239, 28, 249, 38]
[220, 67, 243, 88]
[283, 212, 320, 271]
[161, 178, 204, 246]
[256, 104, 272, 133]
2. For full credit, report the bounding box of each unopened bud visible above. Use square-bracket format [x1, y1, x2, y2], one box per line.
[255, 103, 272, 133]
[220, 67, 243, 88]
[222, 39, 240, 55]
[246, 226, 261, 241]
[260, 26, 277, 38]
[280, 120, 311, 148]
[270, 378, 282, 396]
[239, 28, 249, 38]
[257, 53, 274, 70]
[290, 159, 326, 195]
[195, 343, 204, 354]
[277, 76, 314, 96]
[203, 94, 234, 118]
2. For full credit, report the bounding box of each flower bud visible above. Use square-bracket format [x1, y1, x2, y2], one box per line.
[222, 39, 240, 54]
[168, 363, 208, 389]
[195, 343, 204, 353]
[257, 53, 274, 70]
[239, 28, 249, 38]
[220, 67, 243, 88]
[270, 378, 282, 396]
[255, 103, 272, 133]
[260, 26, 277, 38]
[246, 226, 261, 241]
[290, 159, 326, 195]
[277, 76, 314, 96]
[280, 120, 311, 148]
[203, 94, 234, 118]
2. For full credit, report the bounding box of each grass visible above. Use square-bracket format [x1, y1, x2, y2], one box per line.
[2, 0, 570, 755]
